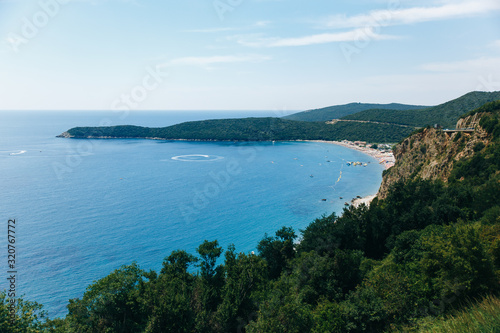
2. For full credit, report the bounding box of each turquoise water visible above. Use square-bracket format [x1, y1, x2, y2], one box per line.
[0, 111, 384, 318]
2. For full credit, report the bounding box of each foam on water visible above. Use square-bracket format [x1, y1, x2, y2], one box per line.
[171, 154, 225, 162]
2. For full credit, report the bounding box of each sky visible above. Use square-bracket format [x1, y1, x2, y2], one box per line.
[0, 0, 499, 111]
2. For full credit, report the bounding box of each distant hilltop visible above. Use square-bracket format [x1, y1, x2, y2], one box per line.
[58, 91, 500, 144]
[285, 91, 500, 128]
[283, 102, 428, 122]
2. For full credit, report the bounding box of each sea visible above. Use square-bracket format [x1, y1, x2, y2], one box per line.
[0, 110, 384, 318]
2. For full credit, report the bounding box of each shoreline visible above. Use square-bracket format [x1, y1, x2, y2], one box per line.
[351, 194, 377, 208]
[305, 140, 395, 170]
[307, 140, 396, 207]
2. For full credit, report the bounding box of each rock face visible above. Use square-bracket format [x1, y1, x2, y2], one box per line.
[56, 132, 73, 138]
[378, 113, 490, 199]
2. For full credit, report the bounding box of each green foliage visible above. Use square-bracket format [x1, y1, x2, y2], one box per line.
[142, 251, 197, 332]
[473, 141, 485, 152]
[342, 91, 500, 128]
[257, 226, 297, 279]
[449, 133, 500, 217]
[246, 281, 313, 333]
[213, 246, 267, 332]
[288, 250, 364, 305]
[65, 263, 147, 333]
[417, 223, 496, 301]
[460, 99, 500, 119]
[0, 291, 55, 332]
[300, 180, 471, 260]
[65, 116, 415, 143]
[397, 295, 500, 333]
[479, 111, 500, 140]
[284, 102, 425, 122]
[311, 300, 345, 333]
[194, 240, 225, 332]
[197, 240, 223, 281]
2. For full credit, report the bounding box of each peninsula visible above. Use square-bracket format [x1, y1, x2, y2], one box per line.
[57, 91, 500, 144]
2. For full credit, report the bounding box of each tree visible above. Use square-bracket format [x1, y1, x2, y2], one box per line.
[287, 250, 364, 305]
[257, 226, 297, 279]
[0, 291, 53, 333]
[194, 240, 224, 332]
[197, 240, 223, 281]
[418, 223, 497, 301]
[142, 251, 198, 332]
[246, 285, 313, 333]
[65, 263, 146, 333]
[160, 249, 198, 278]
[213, 245, 267, 332]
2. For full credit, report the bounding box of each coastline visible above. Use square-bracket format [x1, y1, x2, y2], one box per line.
[307, 140, 396, 207]
[305, 140, 395, 170]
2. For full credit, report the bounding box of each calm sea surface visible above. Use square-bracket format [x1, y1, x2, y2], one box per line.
[0, 111, 384, 318]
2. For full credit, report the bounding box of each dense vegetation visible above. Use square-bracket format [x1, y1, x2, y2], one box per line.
[341, 91, 500, 128]
[283, 103, 425, 122]
[63, 117, 414, 143]
[5, 103, 500, 332]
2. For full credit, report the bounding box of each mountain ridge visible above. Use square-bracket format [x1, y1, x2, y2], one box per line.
[341, 91, 500, 128]
[282, 102, 427, 122]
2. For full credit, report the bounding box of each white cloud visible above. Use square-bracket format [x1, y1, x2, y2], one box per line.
[489, 40, 500, 49]
[184, 27, 240, 33]
[421, 57, 500, 72]
[254, 21, 271, 27]
[234, 28, 398, 47]
[325, 0, 500, 29]
[160, 54, 271, 68]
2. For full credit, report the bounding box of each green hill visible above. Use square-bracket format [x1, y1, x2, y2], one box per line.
[282, 102, 426, 122]
[60, 117, 414, 143]
[342, 91, 500, 128]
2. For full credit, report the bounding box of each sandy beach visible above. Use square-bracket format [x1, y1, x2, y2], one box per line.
[306, 140, 396, 206]
[307, 140, 396, 169]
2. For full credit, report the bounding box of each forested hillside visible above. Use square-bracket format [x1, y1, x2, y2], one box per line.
[60, 117, 414, 143]
[283, 102, 426, 122]
[342, 91, 500, 128]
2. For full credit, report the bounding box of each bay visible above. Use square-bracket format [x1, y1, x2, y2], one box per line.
[0, 111, 384, 318]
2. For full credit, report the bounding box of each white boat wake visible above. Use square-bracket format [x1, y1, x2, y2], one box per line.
[9, 150, 26, 156]
[171, 154, 224, 162]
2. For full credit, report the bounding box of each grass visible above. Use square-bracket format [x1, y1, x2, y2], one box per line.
[391, 295, 500, 333]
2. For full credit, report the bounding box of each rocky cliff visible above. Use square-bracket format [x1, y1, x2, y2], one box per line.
[378, 112, 492, 199]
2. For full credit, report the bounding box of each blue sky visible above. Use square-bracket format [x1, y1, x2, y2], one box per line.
[1, 0, 499, 111]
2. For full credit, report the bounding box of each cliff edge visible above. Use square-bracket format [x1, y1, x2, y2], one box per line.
[378, 103, 499, 199]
